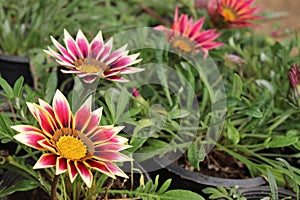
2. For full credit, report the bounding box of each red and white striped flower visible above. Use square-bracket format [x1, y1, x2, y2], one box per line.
[207, 0, 263, 28]
[44, 29, 143, 83]
[154, 7, 223, 58]
[12, 90, 131, 188]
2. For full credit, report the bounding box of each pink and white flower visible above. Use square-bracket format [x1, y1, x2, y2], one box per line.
[12, 90, 132, 188]
[44, 29, 143, 83]
[154, 7, 223, 58]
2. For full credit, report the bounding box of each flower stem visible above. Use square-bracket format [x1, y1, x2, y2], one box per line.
[51, 175, 59, 200]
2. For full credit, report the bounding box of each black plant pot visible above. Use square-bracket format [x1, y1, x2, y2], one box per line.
[147, 156, 268, 196]
[240, 186, 299, 200]
[0, 54, 33, 86]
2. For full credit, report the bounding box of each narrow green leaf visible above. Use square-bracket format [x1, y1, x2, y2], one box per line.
[231, 73, 243, 98]
[156, 179, 171, 195]
[161, 190, 205, 200]
[244, 106, 263, 118]
[227, 122, 240, 144]
[13, 76, 24, 98]
[187, 141, 205, 170]
[115, 87, 129, 123]
[267, 169, 278, 200]
[0, 179, 39, 198]
[0, 77, 14, 99]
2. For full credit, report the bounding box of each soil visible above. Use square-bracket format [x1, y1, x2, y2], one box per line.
[178, 149, 251, 179]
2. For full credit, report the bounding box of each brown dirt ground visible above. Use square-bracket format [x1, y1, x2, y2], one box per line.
[254, 0, 300, 41]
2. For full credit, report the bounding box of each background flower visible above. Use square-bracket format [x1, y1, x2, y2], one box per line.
[12, 90, 131, 188]
[44, 29, 143, 83]
[154, 7, 223, 58]
[207, 0, 263, 28]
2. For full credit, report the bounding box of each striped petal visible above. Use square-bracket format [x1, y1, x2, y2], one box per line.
[11, 125, 42, 133]
[33, 153, 57, 169]
[76, 29, 89, 57]
[56, 157, 68, 175]
[67, 160, 78, 183]
[99, 38, 113, 62]
[35, 105, 57, 137]
[84, 107, 103, 134]
[89, 126, 123, 144]
[75, 161, 93, 188]
[13, 132, 47, 150]
[89, 30, 104, 59]
[94, 143, 131, 152]
[50, 36, 74, 63]
[85, 159, 116, 179]
[75, 96, 92, 131]
[63, 29, 82, 60]
[93, 151, 132, 162]
[38, 139, 57, 153]
[105, 162, 129, 178]
[53, 90, 72, 128]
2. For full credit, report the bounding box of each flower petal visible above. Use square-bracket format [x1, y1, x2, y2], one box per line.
[76, 29, 89, 58]
[75, 96, 92, 131]
[75, 161, 93, 188]
[93, 151, 133, 162]
[89, 126, 123, 143]
[13, 132, 47, 150]
[84, 107, 103, 134]
[67, 160, 78, 183]
[63, 29, 82, 59]
[53, 90, 72, 128]
[33, 154, 57, 169]
[38, 139, 57, 153]
[85, 159, 116, 179]
[56, 157, 68, 175]
[90, 30, 104, 59]
[105, 162, 129, 178]
[11, 125, 42, 133]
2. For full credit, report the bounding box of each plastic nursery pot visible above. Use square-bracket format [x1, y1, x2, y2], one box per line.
[146, 156, 267, 194]
[0, 54, 33, 86]
[240, 186, 299, 199]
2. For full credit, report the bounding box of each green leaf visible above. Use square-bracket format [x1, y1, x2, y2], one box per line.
[115, 87, 129, 123]
[161, 190, 205, 200]
[227, 122, 240, 144]
[13, 76, 24, 98]
[267, 135, 298, 148]
[157, 179, 171, 194]
[0, 179, 39, 198]
[244, 106, 263, 118]
[45, 71, 57, 103]
[202, 187, 229, 199]
[0, 77, 14, 99]
[231, 73, 243, 98]
[267, 169, 279, 200]
[187, 141, 205, 170]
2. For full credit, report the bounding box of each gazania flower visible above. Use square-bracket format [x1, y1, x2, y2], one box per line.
[289, 64, 300, 94]
[154, 7, 223, 58]
[12, 90, 131, 188]
[44, 29, 143, 83]
[207, 0, 263, 28]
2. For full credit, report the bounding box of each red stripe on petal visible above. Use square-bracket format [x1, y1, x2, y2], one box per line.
[11, 125, 42, 133]
[76, 30, 89, 58]
[38, 139, 57, 153]
[105, 162, 128, 178]
[85, 160, 116, 178]
[84, 108, 102, 134]
[93, 151, 132, 162]
[53, 90, 72, 128]
[75, 97, 92, 131]
[90, 127, 118, 143]
[14, 132, 47, 150]
[36, 106, 57, 137]
[33, 154, 57, 169]
[67, 160, 78, 183]
[64, 29, 82, 59]
[75, 161, 93, 188]
[56, 157, 67, 175]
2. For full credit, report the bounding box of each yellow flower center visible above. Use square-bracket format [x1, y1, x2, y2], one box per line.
[56, 135, 87, 160]
[74, 58, 109, 73]
[52, 128, 93, 160]
[222, 8, 237, 21]
[171, 36, 196, 53]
